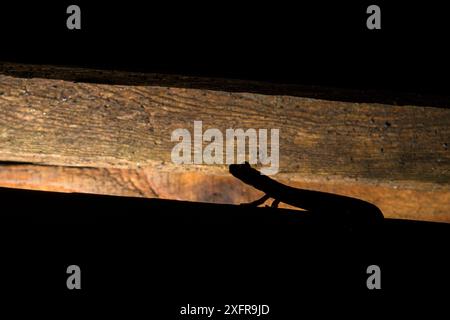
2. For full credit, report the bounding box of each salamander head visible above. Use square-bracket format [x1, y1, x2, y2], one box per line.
[229, 162, 262, 185]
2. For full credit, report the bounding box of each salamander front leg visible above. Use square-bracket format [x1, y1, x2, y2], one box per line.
[241, 194, 270, 207]
[270, 199, 281, 208]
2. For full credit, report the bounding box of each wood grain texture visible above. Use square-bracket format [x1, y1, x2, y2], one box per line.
[0, 63, 449, 222]
[0, 164, 449, 223]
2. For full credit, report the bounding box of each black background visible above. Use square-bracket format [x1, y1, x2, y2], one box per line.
[1, 1, 449, 95]
[0, 1, 449, 317]
[1, 187, 449, 317]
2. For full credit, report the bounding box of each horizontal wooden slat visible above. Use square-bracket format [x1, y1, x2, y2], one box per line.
[0, 62, 449, 222]
[0, 164, 449, 222]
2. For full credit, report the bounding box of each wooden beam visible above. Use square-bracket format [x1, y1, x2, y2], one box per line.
[0, 164, 449, 223]
[0, 62, 449, 222]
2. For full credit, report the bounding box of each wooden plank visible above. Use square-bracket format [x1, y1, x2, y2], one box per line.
[0, 164, 449, 223]
[0, 62, 449, 222]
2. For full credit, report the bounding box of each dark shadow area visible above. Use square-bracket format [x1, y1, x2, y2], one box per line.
[0, 186, 381, 231]
[0, 185, 449, 315]
[1, 2, 449, 108]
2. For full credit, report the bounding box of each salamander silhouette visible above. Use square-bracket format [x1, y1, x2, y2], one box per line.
[229, 162, 384, 226]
